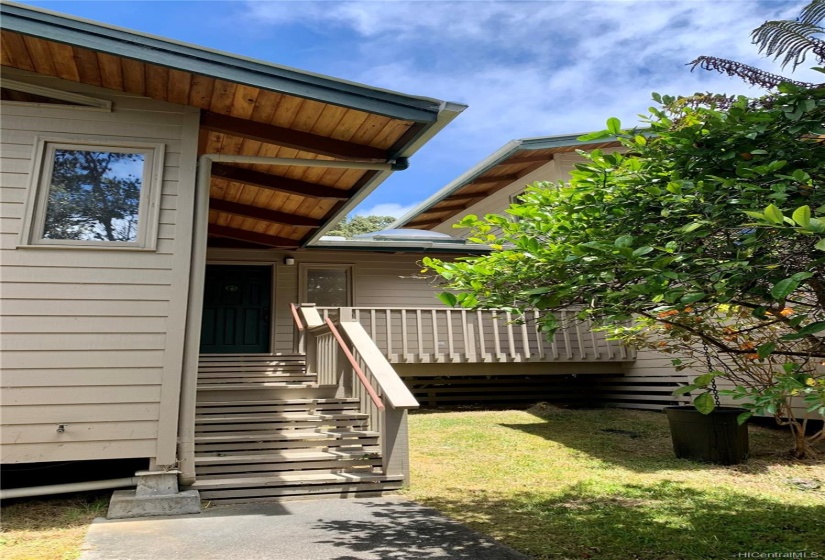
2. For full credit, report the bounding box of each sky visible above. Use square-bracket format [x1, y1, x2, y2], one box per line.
[20, 0, 822, 218]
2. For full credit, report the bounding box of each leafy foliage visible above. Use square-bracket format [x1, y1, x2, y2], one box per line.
[751, 0, 825, 70]
[326, 215, 395, 238]
[695, 0, 824, 87]
[423, 85, 825, 456]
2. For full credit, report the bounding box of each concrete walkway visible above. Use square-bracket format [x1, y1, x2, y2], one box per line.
[80, 496, 532, 560]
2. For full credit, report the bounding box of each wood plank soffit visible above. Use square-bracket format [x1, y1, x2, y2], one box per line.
[209, 198, 322, 228]
[200, 111, 389, 161]
[406, 216, 449, 228]
[468, 173, 520, 185]
[428, 202, 470, 214]
[208, 225, 300, 248]
[211, 163, 349, 200]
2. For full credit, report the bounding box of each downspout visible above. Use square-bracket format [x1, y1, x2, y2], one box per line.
[0, 478, 138, 500]
[176, 154, 403, 486]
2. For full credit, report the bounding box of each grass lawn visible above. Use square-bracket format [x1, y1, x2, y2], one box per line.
[0, 492, 108, 560]
[404, 405, 825, 560]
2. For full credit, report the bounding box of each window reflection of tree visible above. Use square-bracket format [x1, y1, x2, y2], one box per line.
[44, 149, 144, 242]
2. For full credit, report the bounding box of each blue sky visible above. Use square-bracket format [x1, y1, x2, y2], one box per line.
[21, 1, 821, 218]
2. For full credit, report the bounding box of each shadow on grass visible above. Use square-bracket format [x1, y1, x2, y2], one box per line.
[414, 481, 825, 560]
[312, 498, 530, 560]
[500, 404, 815, 474]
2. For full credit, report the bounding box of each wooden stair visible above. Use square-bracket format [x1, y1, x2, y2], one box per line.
[189, 354, 400, 503]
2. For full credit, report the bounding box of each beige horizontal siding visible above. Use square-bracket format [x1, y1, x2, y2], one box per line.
[0, 440, 158, 463]
[0, 68, 199, 464]
[1, 350, 165, 369]
[3, 403, 161, 424]
[1, 385, 162, 406]
[1, 369, 163, 387]
[2, 421, 159, 445]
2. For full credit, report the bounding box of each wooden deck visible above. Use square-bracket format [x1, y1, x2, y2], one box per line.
[317, 307, 634, 364]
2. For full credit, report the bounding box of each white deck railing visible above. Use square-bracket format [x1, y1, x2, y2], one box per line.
[297, 305, 419, 483]
[315, 307, 634, 364]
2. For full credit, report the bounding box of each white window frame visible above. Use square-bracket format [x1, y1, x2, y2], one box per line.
[299, 264, 354, 307]
[19, 137, 166, 251]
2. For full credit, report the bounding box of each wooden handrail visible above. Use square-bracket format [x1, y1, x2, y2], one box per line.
[289, 303, 305, 331]
[324, 317, 385, 412]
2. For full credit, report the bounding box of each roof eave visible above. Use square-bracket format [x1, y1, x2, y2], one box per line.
[391, 132, 623, 229]
[1, 1, 448, 122]
[304, 101, 468, 247]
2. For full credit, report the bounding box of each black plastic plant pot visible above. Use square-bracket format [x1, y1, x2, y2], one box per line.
[664, 406, 750, 465]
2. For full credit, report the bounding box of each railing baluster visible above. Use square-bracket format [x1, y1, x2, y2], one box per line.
[520, 317, 531, 360]
[533, 309, 545, 360]
[492, 311, 502, 359]
[561, 310, 573, 359]
[401, 309, 409, 362]
[386, 309, 393, 359]
[416, 310, 424, 360]
[446, 309, 455, 358]
[574, 316, 586, 359]
[505, 311, 516, 359]
[477, 310, 487, 360]
[432, 309, 441, 361]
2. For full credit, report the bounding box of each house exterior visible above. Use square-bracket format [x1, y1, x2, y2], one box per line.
[0, 3, 688, 504]
[391, 134, 697, 410]
[0, 2, 471, 501]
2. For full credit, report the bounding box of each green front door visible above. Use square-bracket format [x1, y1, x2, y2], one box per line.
[200, 265, 272, 353]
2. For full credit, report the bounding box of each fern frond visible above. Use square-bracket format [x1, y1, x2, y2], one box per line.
[799, 0, 825, 26]
[751, 20, 825, 69]
[689, 56, 815, 89]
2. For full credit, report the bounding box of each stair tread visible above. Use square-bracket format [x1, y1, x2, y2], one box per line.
[195, 429, 379, 442]
[197, 398, 359, 406]
[196, 412, 368, 422]
[190, 471, 401, 489]
[195, 449, 378, 464]
[197, 382, 320, 390]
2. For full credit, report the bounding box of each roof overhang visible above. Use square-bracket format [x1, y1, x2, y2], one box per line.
[391, 133, 621, 230]
[1, 1, 467, 249]
[310, 239, 492, 254]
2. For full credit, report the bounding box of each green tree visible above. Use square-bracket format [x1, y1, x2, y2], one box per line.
[423, 0, 825, 459]
[424, 87, 825, 457]
[327, 215, 395, 238]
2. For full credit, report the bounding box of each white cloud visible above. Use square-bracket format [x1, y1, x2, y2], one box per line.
[241, 0, 821, 207]
[354, 202, 422, 218]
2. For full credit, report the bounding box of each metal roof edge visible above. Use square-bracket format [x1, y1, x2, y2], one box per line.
[309, 239, 491, 253]
[0, 1, 453, 122]
[390, 132, 622, 228]
[390, 139, 524, 228]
